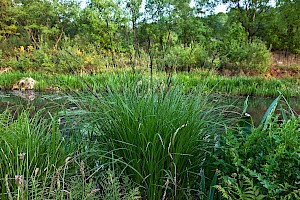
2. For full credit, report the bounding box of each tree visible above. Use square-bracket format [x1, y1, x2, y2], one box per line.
[9, 0, 79, 48]
[0, 0, 17, 40]
[122, 0, 143, 56]
[79, 0, 128, 50]
[144, 0, 173, 50]
[276, 0, 300, 52]
[224, 0, 273, 39]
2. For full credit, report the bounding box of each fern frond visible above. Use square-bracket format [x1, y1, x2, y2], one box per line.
[214, 185, 232, 200]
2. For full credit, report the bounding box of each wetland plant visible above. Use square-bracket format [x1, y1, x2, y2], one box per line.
[78, 76, 231, 199]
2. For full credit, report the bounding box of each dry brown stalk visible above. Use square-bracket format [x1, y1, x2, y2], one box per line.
[80, 160, 85, 178]
[162, 179, 170, 200]
[5, 174, 13, 200]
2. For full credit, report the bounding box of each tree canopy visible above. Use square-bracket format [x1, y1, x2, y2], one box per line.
[1, 0, 300, 72]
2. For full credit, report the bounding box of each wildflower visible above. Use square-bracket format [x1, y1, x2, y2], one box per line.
[84, 55, 94, 65]
[27, 45, 34, 52]
[19, 46, 25, 53]
[76, 49, 82, 56]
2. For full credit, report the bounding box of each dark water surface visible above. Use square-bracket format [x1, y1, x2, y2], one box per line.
[0, 91, 72, 112]
[1, 91, 299, 126]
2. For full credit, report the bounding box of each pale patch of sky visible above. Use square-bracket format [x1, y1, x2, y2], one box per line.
[214, 4, 227, 13]
[189, 0, 227, 14]
[79, 0, 87, 8]
[79, 0, 228, 14]
[79, 0, 276, 13]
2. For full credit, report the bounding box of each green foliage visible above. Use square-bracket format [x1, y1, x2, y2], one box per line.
[220, 23, 271, 73]
[215, 174, 266, 200]
[1, 0, 300, 75]
[224, 39, 271, 73]
[98, 169, 141, 200]
[217, 96, 300, 198]
[76, 77, 227, 199]
[0, 0, 300, 75]
[164, 44, 208, 71]
[0, 0, 17, 40]
[0, 110, 75, 199]
[0, 107, 141, 200]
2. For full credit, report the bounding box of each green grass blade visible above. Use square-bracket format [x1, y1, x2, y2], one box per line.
[208, 171, 218, 200]
[259, 95, 281, 127]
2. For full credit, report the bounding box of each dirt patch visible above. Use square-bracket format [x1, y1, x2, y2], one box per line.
[0, 67, 12, 74]
[269, 66, 298, 78]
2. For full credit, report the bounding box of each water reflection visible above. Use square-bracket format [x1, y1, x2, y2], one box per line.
[215, 95, 300, 125]
[12, 90, 36, 101]
[1, 91, 299, 126]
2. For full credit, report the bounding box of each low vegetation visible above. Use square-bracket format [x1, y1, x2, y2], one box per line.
[1, 75, 299, 199]
[216, 96, 300, 199]
[0, 108, 141, 199]
[1, 69, 300, 98]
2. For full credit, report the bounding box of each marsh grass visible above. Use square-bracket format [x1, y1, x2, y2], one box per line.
[74, 74, 235, 199]
[2, 69, 300, 97]
[0, 107, 141, 199]
[174, 71, 300, 97]
[0, 109, 75, 199]
[0, 69, 300, 97]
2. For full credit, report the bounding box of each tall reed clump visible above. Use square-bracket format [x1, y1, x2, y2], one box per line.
[0, 109, 88, 199]
[79, 75, 229, 199]
[0, 107, 142, 199]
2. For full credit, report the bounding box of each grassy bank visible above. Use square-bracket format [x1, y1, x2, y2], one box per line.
[1, 69, 300, 97]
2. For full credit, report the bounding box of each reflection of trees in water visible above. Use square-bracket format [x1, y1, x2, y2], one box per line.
[239, 97, 300, 126]
[0, 91, 36, 113]
[12, 90, 36, 101]
[213, 95, 300, 126]
[1, 92, 299, 127]
[0, 91, 68, 114]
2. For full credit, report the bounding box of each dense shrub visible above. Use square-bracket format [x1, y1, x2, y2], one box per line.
[78, 78, 228, 199]
[221, 40, 271, 74]
[219, 23, 272, 74]
[164, 44, 208, 71]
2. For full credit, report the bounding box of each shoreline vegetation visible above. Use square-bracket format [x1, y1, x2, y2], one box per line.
[1, 77, 299, 199]
[1, 69, 300, 97]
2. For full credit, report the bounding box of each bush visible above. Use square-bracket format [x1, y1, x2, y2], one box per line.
[221, 40, 271, 74]
[76, 76, 229, 199]
[164, 44, 208, 71]
[32, 45, 55, 71]
[219, 23, 271, 74]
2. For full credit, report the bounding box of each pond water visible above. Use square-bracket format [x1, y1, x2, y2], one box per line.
[1, 91, 299, 126]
